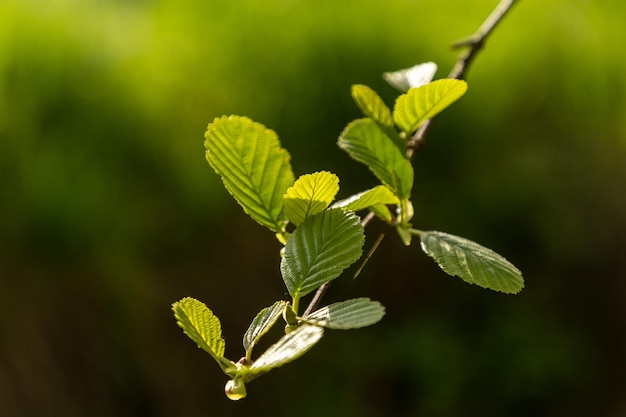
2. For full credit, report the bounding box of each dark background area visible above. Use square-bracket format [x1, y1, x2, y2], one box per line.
[1, 0, 625, 416]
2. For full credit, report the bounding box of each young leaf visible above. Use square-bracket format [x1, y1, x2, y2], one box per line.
[331, 185, 399, 212]
[173, 298, 231, 367]
[204, 115, 295, 232]
[393, 79, 468, 134]
[281, 209, 365, 299]
[248, 324, 324, 373]
[243, 301, 288, 356]
[338, 118, 413, 199]
[302, 298, 385, 329]
[283, 171, 340, 226]
[383, 62, 438, 93]
[418, 230, 524, 294]
[351, 85, 394, 127]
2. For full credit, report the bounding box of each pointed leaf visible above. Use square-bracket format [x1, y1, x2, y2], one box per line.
[243, 301, 288, 355]
[283, 172, 339, 226]
[303, 298, 385, 329]
[331, 185, 399, 212]
[281, 209, 364, 299]
[394, 79, 468, 134]
[383, 62, 438, 93]
[351, 85, 393, 127]
[204, 115, 295, 232]
[338, 118, 413, 199]
[248, 325, 324, 373]
[419, 230, 524, 294]
[173, 297, 227, 361]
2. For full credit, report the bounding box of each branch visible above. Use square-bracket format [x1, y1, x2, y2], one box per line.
[303, 0, 518, 317]
[406, 0, 518, 157]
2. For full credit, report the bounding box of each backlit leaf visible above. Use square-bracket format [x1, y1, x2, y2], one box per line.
[205, 115, 294, 232]
[243, 301, 288, 355]
[283, 171, 339, 226]
[338, 118, 413, 199]
[351, 84, 393, 127]
[394, 79, 468, 134]
[303, 298, 385, 329]
[419, 230, 524, 294]
[281, 209, 364, 299]
[383, 61, 438, 93]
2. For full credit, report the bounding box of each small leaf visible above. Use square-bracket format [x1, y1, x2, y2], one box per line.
[303, 298, 385, 329]
[283, 172, 340, 226]
[204, 115, 295, 232]
[351, 85, 394, 127]
[243, 301, 288, 355]
[281, 209, 364, 299]
[338, 118, 413, 199]
[394, 79, 468, 134]
[383, 62, 438, 93]
[173, 298, 232, 368]
[331, 185, 399, 212]
[248, 325, 324, 373]
[419, 230, 524, 294]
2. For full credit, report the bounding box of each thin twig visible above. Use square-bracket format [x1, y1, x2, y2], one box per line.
[303, 0, 518, 317]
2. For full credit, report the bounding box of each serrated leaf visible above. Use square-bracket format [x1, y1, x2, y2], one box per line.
[280, 209, 364, 299]
[303, 298, 385, 329]
[383, 62, 438, 93]
[204, 115, 295, 232]
[351, 85, 393, 127]
[338, 118, 413, 199]
[243, 301, 288, 355]
[419, 230, 524, 294]
[331, 185, 399, 212]
[173, 297, 227, 362]
[393, 79, 468, 134]
[248, 324, 324, 373]
[283, 172, 339, 226]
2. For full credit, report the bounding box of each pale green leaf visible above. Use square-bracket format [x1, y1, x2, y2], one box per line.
[383, 62, 438, 93]
[331, 185, 399, 212]
[281, 209, 364, 299]
[338, 118, 413, 199]
[248, 324, 324, 373]
[419, 230, 524, 294]
[172, 297, 228, 363]
[393, 79, 468, 134]
[243, 301, 288, 355]
[283, 171, 339, 226]
[351, 84, 393, 127]
[303, 298, 385, 329]
[204, 115, 295, 232]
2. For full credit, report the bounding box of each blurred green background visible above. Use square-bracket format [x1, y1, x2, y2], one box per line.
[1, 0, 625, 416]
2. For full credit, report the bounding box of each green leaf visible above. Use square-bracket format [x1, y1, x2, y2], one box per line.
[281, 209, 365, 299]
[338, 118, 413, 199]
[283, 171, 340, 226]
[243, 301, 288, 356]
[204, 115, 295, 232]
[351, 85, 394, 127]
[173, 298, 234, 371]
[393, 79, 468, 134]
[332, 185, 399, 212]
[248, 324, 324, 373]
[418, 230, 524, 294]
[303, 298, 385, 329]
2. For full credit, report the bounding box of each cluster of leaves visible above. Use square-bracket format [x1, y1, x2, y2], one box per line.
[173, 63, 524, 400]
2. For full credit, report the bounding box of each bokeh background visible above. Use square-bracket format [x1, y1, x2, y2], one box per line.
[1, 0, 625, 416]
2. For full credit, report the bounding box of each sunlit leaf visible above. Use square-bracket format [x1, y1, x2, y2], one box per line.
[173, 298, 235, 372]
[204, 115, 294, 232]
[243, 301, 288, 355]
[351, 84, 393, 127]
[338, 118, 413, 199]
[283, 171, 339, 226]
[393, 79, 468, 134]
[303, 298, 385, 329]
[248, 324, 324, 373]
[419, 230, 524, 294]
[332, 185, 399, 212]
[383, 62, 438, 93]
[281, 209, 364, 299]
